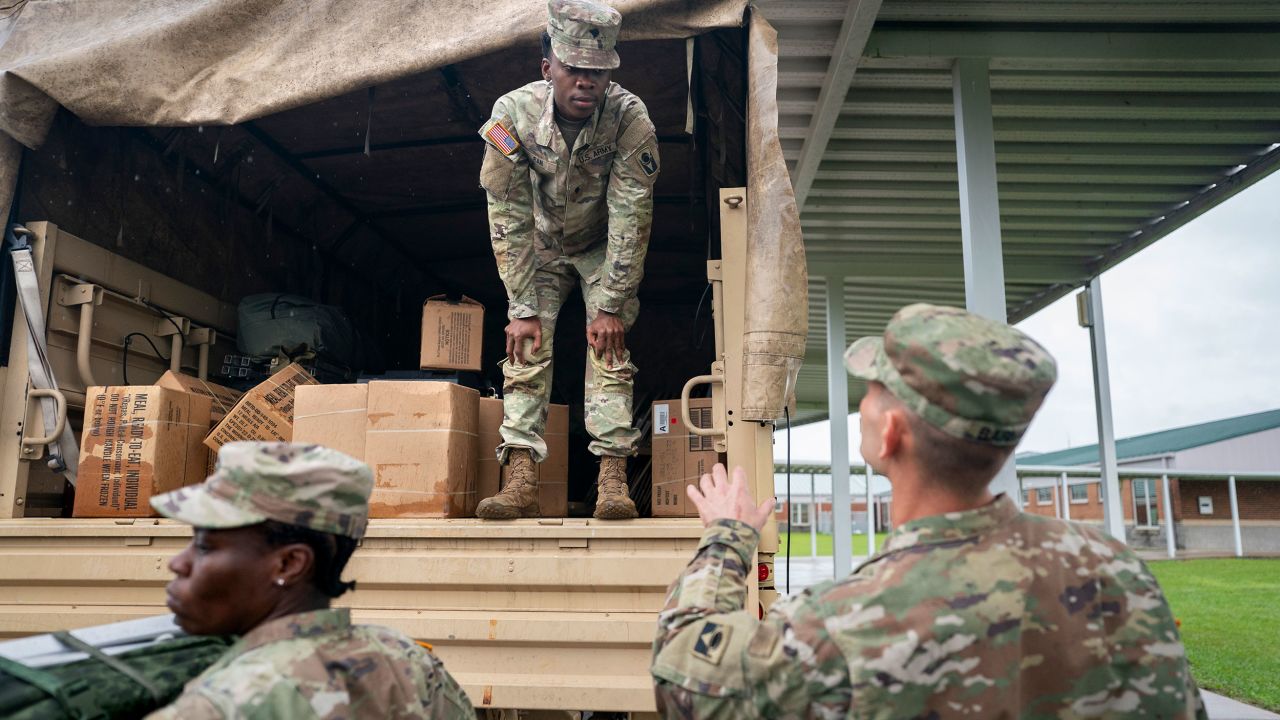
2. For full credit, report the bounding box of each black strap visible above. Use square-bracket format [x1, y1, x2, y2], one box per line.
[54, 631, 164, 704]
[0, 652, 100, 719]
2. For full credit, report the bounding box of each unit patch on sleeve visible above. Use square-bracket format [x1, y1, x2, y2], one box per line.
[692, 620, 732, 666]
[480, 116, 521, 157]
[638, 145, 659, 177]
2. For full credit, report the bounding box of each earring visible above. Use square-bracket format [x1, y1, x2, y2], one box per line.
[275, 578, 285, 587]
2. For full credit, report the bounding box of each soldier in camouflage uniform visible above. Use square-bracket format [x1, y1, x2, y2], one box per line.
[145, 442, 473, 719]
[476, 0, 658, 521]
[651, 304, 1207, 719]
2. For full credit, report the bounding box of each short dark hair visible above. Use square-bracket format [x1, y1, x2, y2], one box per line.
[876, 388, 1012, 493]
[257, 520, 358, 599]
[541, 31, 553, 60]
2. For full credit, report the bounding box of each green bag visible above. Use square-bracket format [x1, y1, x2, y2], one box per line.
[237, 293, 364, 370]
[0, 634, 231, 720]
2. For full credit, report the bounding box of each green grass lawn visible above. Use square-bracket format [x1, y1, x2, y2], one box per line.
[772, 543, 1277, 711]
[1149, 558, 1280, 712]
[776, 531, 890, 557]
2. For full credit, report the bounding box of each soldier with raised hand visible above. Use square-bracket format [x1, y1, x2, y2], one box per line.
[145, 442, 473, 719]
[651, 304, 1207, 719]
[476, 0, 658, 521]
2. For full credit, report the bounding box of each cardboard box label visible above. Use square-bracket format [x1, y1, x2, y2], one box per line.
[75, 385, 211, 517]
[205, 363, 318, 452]
[420, 296, 484, 372]
[654, 403, 671, 435]
[687, 405, 715, 451]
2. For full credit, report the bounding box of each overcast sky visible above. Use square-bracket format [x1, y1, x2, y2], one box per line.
[777, 170, 1280, 465]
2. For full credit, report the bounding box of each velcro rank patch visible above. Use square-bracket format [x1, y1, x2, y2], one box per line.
[480, 116, 521, 157]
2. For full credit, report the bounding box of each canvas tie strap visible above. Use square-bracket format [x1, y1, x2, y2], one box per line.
[53, 631, 164, 705]
[0, 652, 103, 720]
[7, 225, 79, 485]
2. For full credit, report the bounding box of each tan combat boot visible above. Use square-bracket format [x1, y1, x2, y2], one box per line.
[476, 448, 540, 519]
[593, 455, 637, 520]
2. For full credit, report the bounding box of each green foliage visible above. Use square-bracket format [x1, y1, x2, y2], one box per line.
[1149, 558, 1280, 712]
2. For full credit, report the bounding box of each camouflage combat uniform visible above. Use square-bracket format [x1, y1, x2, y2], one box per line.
[479, 2, 658, 463]
[145, 442, 475, 719]
[651, 304, 1206, 719]
[145, 608, 472, 719]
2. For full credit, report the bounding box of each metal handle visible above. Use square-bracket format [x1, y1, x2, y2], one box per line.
[23, 388, 67, 447]
[681, 374, 726, 438]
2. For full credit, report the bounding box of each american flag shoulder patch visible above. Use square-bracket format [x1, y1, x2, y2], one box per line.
[480, 117, 521, 157]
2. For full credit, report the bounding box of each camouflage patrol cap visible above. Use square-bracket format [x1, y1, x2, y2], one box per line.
[150, 442, 373, 539]
[844, 303, 1057, 446]
[547, 0, 621, 70]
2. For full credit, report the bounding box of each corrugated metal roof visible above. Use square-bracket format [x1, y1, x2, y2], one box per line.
[1019, 408, 1280, 466]
[755, 0, 1280, 424]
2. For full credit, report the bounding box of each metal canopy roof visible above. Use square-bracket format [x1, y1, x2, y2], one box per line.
[755, 0, 1280, 424]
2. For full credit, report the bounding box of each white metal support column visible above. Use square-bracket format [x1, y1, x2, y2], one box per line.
[1228, 475, 1243, 557]
[1161, 474, 1176, 559]
[1060, 472, 1071, 521]
[865, 464, 877, 557]
[1080, 277, 1126, 540]
[951, 57, 1018, 500]
[826, 277, 854, 578]
[809, 473, 818, 557]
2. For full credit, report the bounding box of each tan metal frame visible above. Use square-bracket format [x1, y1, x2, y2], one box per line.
[0, 222, 238, 518]
[682, 189, 778, 610]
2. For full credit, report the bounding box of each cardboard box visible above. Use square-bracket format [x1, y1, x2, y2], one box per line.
[477, 397, 568, 517]
[364, 381, 478, 518]
[651, 397, 719, 517]
[293, 384, 368, 461]
[420, 295, 484, 371]
[204, 363, 318, 453]
[74, 386, 212, 517]
[156, 371, 244, 424]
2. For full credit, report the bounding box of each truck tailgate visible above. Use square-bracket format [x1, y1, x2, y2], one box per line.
[0, 517, 704, 712]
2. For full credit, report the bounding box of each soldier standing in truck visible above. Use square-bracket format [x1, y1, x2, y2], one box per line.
[475, 0, 659, 521]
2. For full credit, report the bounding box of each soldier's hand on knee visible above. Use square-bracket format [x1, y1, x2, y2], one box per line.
[587, 311, 626, 368]
[686, 463, 775, 531]
[506, 317, 542, 365]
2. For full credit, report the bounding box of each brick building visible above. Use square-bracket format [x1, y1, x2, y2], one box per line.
[1019, 408, 1280, 553]
[771, 472, 891, 533]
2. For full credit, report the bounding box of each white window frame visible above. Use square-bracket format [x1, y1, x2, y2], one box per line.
[1131, 478, 1159, 528]
[1020, 489, 1030, 507]
[1036, 487, 1054, 506]
[790, 502, 811, 526]
[1069, 484, 1089, 504]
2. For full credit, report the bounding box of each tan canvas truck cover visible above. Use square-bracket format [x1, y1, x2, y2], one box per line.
[0, 0, 806, 423]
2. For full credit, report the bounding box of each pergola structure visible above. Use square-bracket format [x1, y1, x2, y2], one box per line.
[755, 0, 1280, 573]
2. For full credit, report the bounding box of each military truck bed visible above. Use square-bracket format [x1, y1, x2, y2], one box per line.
[0, 517, 704, 712]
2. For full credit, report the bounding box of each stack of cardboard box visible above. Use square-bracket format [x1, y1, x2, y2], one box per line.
[292, 383, 570, 519]
[650, 397, 720, 517]
[74, 364, 317, 518]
